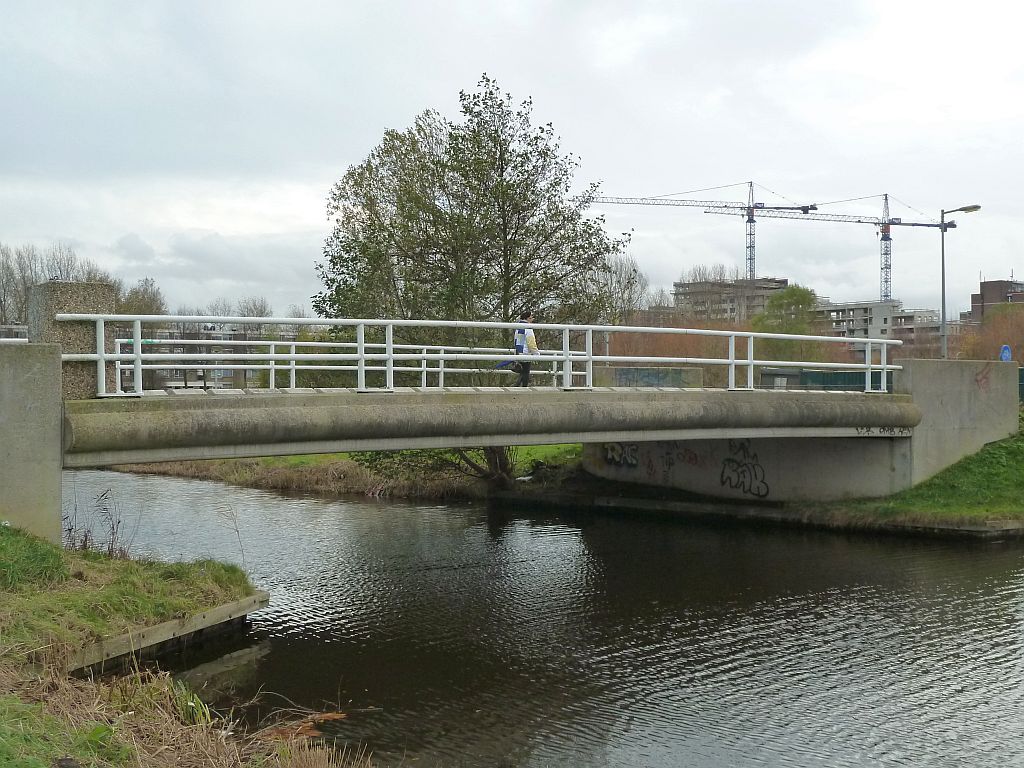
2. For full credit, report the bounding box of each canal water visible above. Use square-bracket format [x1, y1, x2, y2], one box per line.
[64, 470, 1024, 767]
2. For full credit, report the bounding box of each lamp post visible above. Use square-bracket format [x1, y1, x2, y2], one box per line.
[940, 204, 981, 359]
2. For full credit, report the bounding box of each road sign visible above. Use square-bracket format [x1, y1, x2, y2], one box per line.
[1000, 344, 1012, 362]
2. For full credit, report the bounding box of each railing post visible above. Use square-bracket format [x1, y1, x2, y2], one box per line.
[269, 342, 276, 389]
[879, 343, 888, 393]
[585, 329, 593, 388]
[421, 347, 428, 388]
[356, 323, 366, 391]
[728, 334, 736, 390]
[385, 323, 394, 390]
[289, 343, 297, 388]
[864, 341, 873, 393]
[561, 328, 572, 388]
[438, 353, 445, 388]
[95, 319, 107, 397]
[132, 320, 143, 395]
[746, 335, 754, 389]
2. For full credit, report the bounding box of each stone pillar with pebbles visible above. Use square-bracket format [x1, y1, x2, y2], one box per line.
[28, 281, 118, 400]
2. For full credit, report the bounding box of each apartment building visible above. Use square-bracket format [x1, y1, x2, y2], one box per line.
[963, 280, 1024, 323]
[672, 277, 789, 322]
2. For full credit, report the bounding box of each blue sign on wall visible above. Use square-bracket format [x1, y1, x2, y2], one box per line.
[1000, 344, 1012, 362]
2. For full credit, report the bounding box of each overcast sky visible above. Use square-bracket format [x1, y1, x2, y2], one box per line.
[1, 0, 1020, 317]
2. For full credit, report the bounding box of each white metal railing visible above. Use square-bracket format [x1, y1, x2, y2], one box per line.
[55, 313, 903, 398]
[0, 338, 28, 344]
[109, 337, 576, 393]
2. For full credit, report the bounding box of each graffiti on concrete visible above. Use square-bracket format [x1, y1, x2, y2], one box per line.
[720, 439, 769, 498]
[603, 442, 639, 467]
[856, 426, 912, 436]
[975, 362, 993, 392]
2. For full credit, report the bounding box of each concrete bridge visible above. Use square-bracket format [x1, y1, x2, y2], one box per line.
[1, 281, 1019, 543]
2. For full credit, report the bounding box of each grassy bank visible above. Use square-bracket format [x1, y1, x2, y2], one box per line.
[120, 444, 582, 501]
[811, 427, 1024, 525]
[0, 527, 367, 767]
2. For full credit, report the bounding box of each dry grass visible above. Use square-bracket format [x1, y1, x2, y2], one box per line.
[0, 662, 375, 767]
[118, 457, 483, 500]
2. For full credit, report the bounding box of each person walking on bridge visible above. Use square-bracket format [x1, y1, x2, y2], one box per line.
[513, 310, 538, 387]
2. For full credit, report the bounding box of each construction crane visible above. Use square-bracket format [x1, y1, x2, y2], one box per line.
[705, 194, 952, 301]
[594, 181, 817, 280]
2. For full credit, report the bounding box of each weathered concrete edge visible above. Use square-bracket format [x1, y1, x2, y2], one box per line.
[67, 590, 270, 673]
[64, 426, 913, 468]
[491, 491, 1024, 539]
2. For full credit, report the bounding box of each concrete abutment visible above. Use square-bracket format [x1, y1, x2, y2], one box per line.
[0, 344, 62, 543]
[582, 359, 1019, 502]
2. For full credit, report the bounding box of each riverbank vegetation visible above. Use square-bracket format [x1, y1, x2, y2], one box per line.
[0, 526, 371, 766]
[119, 444, 582, 501]
[815, 424, 1024, 525]
[118, 423, 1024, 532]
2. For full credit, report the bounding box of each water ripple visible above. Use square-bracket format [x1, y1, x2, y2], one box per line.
[64, 470, 1024, 768]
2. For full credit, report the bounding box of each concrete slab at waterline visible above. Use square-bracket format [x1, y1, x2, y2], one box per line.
[60, 386, 924, 467]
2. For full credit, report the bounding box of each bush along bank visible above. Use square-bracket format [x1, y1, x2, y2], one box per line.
[0, 526, 373, 767]
[117, 445, 583, 501]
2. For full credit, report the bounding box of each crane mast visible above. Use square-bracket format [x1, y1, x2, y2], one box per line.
[745, 183, 756, 282]
[880, 194, 892, 301]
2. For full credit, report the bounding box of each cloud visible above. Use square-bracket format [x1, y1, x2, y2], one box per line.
[0, 0, 1019, 320]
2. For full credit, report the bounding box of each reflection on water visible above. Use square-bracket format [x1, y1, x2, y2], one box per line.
[64, 470, 1024, 767]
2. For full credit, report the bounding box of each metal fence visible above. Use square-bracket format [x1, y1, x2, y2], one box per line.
[55, 314, 903, 397]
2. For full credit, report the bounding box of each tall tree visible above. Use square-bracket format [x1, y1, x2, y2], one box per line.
[597, 253, 649, 324]
[314, 74, 629, 334]
[117, 277, 167, 315]
[751, 285, 832, 363]
[314, 75, 631, 485]
[0, 242, 122, 323]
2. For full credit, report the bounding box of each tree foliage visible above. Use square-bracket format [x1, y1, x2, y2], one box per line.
[313, 75, 634, 485]
[960, 303, 1024, 363]
[313, 74, 631, 336]
[118, 277, 168, 315]
[751, 285, 834, 363]
[0, 242, 123, 324]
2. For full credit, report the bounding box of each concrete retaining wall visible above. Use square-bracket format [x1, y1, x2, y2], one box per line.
[895, 359, 1019, 484]
[0, 344, 62, 542]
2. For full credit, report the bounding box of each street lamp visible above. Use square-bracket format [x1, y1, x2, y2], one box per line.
[940, 203, 982, 359]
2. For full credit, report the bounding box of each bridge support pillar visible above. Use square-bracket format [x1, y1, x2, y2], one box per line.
[0, 343, 63, 543]
[29, 280, 116, 400]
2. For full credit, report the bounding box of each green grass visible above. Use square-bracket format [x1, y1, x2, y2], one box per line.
[250, 444, 582, 475]
[0, 527, 253, 665]
[818, 427, 1024, 523]
[514, 443, 581, 471]
[0, 694, 132, 768]
[254, 453, 347, 468]
[0, 527, 68, 590]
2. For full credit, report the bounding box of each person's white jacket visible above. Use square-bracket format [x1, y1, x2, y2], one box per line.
[514, 324, 538, 355]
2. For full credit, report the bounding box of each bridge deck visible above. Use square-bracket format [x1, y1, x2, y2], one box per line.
[62, 387, 921, 468]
